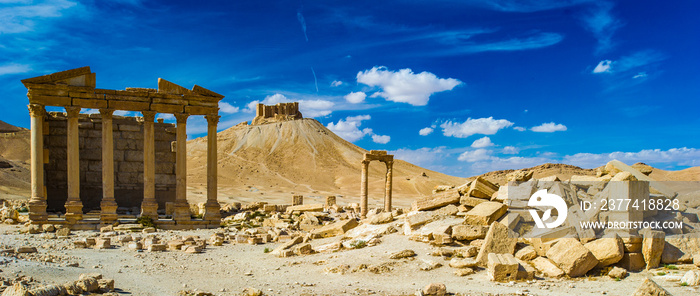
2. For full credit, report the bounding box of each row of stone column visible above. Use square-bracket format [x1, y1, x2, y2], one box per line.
[27, 104, 221, 225]
[359, 159, 393, 218]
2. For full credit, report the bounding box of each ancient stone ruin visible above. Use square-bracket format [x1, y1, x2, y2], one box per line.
[360, 150, 393, 218]
[251, 102, 302, 125]
[22, 66, 223, 229]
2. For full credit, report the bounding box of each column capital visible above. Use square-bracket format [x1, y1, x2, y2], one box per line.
[205, 114, 220, 125]
[361, 159, 370, 165]
[385, 160, 394, 167]
[27, 104, 45, 117]
[99, 108, 115, 119]
[174, 113, 190, 124]
[141, 111, 156, 122]
[65, 106, 81, 118]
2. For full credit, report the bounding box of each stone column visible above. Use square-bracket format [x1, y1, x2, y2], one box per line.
[384, 160, 393, 212]
[27, 104, 47, 223]
[99, 109, 118, 223]
[173, 113, 190, 222]
[360, 159, 369, 218]
[140, 111, 158, 220]
[64, 106, 83, 223]
[203, 114, 220, 222]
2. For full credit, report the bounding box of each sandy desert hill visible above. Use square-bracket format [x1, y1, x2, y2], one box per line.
[0, 120, 31, 199]
[186, 118, 467, 207]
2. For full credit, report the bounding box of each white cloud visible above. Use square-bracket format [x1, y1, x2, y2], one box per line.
[330, 80, 343, 87]
[513, 126, 526, 132]
[245, 93, 334, 118]
[356, 66, 462, 106]
[219, 102, 239, 114]
[80, 108, 99, 114]
[344, 91, 366, 104]
[580, 2, 623, 54]
[157, 113, 175, 121]
[633, 72, 647, 79]
[114, 110, 133, 116]
[471, 136, 494, 148]
[0, 63, 31, 75]
[458, 149, 492, 162]
[592, 60, 612, 73]
[390, 147, 446, 167]
[419, 127, 434, 136]
[440, 117, 514, 138]
[371, 134, 390, 144]
[0, 0, 78, 34]
[531, 122, 567, 132]
[502, 146, 520, 154]
[326, 115, 372, 142]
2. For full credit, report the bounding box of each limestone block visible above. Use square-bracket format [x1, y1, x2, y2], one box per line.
[467, 177, 498, 198]
[2, 282, 31, 296]
[506, 170, 533, 182]
[454, 246, 478, 258]
[147, 244, 166, 252]
[475, 221, 517, 267]
[607, 160, 676, 198]
[311, 219, 358, 238]
[368, 212, 393, 224]
[404, 211, 436, 230]
[270, 236, 303, 256]
[487, 253, 519, 282]
[448, 257, 478, 268]
[607, 266, 628, 279]
[451, 224, 488, 241]
[285, 203, 324, 213]
[94, 238, 111, 249]
[681, 270, 700, 286]
[411, 189, 460, 211]
[389, 249, 416, 259]
[545, 238, 598, 277]
[515, 246, 537, 261]
[464, 202, 507, 226]
[631, 278, 672, 296]
[617, 252, 645, 272]
[641, 229, 665, 269]
[293, 243, 313, 255]
[498, 212, 521, 230]
[459, 195, 488, 207]
[531, 257, 565, 278]
[516, 258, 536, 280]
[151, 103, 184, 114]
[16, 246, 37, 254]
[584, 234, 624, 268]
[422, 283, 446, 296]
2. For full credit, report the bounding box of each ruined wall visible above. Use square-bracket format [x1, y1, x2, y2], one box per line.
[252, 102, 302, 125]
[44, 112, 176, 212]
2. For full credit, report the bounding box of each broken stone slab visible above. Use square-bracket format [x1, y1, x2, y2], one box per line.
[498, 212, 521, 230]
[506, 170, 533, 182]
[453, 246, 478, 258]
[661, 241, 685, 265]
[567, 205, 596, 242]
[449, 257, 478, 269]
[367, 212, 393, 224]
[631, 278, 672, 296]
[293, 243, 314, 255]
[515, 246, 537, 261]
[433, 204, 459, 216]
[113, 224, 143, 231]
[147, 244, 166, 252]
[404, 211, 437, 230]
[641, 229, 665, 269]
[487, 253, 519, 282]
[451, 224, 488, 241]
[285, 203, 324, 214]
[475, 221, 517, 267]
[467, 177, 499, 199]
[16, 246, 37, 254]
[390, 249, 416, 259]
[464, 201, 507, 226]
[516, 258, 536, 280]
[681, 270, 700, 286]
[419, 259, 442, 271]
[548, 182, 578, 206]
[411, 189, 460, 211]
[311, 219, 358, 238]
[584, 234, 624, 268]
[422, 283, 446, 296]
[459, 195, 488, 207]
[607, 160, 677, 198]
[531, 257, 565, 278]
[454, 267, 475, 276]
[545, 238, 598, 277]
[270, 236, 303, 256]
[344, 223, 394, 239]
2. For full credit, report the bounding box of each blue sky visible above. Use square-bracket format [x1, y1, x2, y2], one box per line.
[1, 0, 699, 177]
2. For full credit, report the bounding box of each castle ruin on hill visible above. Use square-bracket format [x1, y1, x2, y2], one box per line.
[252, 102, 302, 125]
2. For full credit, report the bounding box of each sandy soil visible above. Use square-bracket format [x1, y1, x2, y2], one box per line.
[1, 223, 698, 296]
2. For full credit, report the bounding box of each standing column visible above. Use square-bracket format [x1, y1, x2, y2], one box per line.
[203, 114, 220, 222]
[27, 104, 47, 223]
[140, 111, 158, 220]
[384, 160, 393, 212]
[99, 109, 118, 223]
[64, 106, 83, 223]
[173, 113, 190, 222]
[360, 159, 369, 218]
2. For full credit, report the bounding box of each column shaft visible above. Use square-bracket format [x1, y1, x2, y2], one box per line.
[173, 113, 190, 222]
[100, 109, 118, 223]
[203, 114, 220, 222]
[384, 161, 393, 212]
[360, 160, 369, 218]
[64, 106, 83, 223]
[140, 111, 158, 220]
[27, 104, 47, 222]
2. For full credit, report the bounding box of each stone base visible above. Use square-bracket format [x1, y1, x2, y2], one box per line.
[140, 200, 159, 220]
[28, 199, 48, 222]
[100, 200, 118, 223]
[172, 202, 191, 222]
[202, 202, 221, 222]
[64, 201, 83, 223]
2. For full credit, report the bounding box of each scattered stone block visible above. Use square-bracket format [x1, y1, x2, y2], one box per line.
[16, 246, 37, 254]
[515, 246, 537, 261]
[660, 241, 684, 264]
[449, 257, 478, 269]
[419, 259, 442, 271]
[389, 249, 416, 259]
[464, 201, 507, 226]
[147, 244, 166, 252]
[94, 238, 111, 249]
[312, 219, 358, 238]
[607, 160, 676, 198]
[475, 221, 517, 267]
[681, 270, 700, 286]
[451, 224, 488, 241]
[546, 238, 598, 277]
[368, 212, 393, 224]
[516, 258, 536, 280]
[412, 189, 460, 211]
[584, 235, 624, 268]
[98, 279, 115, 292]
[617, 252, 645, 272]
[498, 212, 521, 230]
[28, 285, 63, 296]
[487, 253, 519, 282]
[631, 278, 672, 296]
[422, 283, 446, 296]
[641, 229, 665, 269]
[271, 236, 303, 256]
[467, 177, 498, 199]
[608, 266, 628, 279]
[454, 268, 475, 276]
[2, 282, 30, 296]
[454, 246, 478, 258]
[285, 203, 324, 213]
[531, 257, 565, 278]
[459, 195, 488, 207]
[42, 224, 56, 233]
[293, 243, 313, 255]
[56, 227, 71, 237]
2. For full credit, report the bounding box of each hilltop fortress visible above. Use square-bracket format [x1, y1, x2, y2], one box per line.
[252, 102, 303, 125]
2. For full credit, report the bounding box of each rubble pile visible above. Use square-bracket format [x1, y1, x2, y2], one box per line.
[0, 273, 115, 296]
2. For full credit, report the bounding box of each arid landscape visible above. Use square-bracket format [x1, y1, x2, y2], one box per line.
[2, 116, 700, 296]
